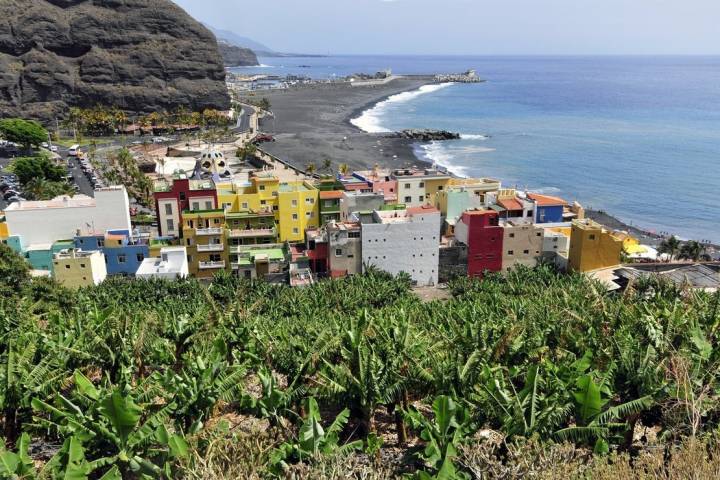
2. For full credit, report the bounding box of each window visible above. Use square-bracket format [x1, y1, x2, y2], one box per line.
[335, 248, 343, 257]
[164, 204, 172, 215]
[260, 200, 266, 205]
[292, 199, 298, 207]
[259, 185, 265, 191]
[292, 213, 298, 220]
[214, 218, 221, 224]
[306, 198, 314, 204]
[222, 203, 231, 210]
[349, 231, 360, 239]
[65, 264, 70, 269]
[293, 228, 299, 234]
[241, 202, 248, 209]
[186, 238, 192, 246]
[273, 205, 279, 211]
[136, 253, 144, 262]
[404, 183, 411, 189]
[507, 250, 514, 256]
[166, 219, 174, 232]
[210, 254, 222, 262]
[404, 196, 412, 203]
[179, 192, 186, 201]
[526, 211, 533, 217]
[589, 234, 596, 240]
[187, 255, 192, 263]
[536, 232, 542, 237]
[523, 250, 529, 255]
[205, 201, 213, 210]
[509, 233, 515, 238]
[438, 186, 443, 191]
[191, 202, 200, 211]
[118, 254, 127, 264]
[80, 263, 86, 269]
[418, 196, 424, 202]
[98, 239, 105, 247]
[305, 212, 311, 218]
[419, 182, 425, 188]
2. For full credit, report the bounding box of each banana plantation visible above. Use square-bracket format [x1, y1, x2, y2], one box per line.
[2, 243, 720, 479]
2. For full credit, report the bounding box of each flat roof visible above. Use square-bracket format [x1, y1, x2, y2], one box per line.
[6, 194, 95, 211]
[279, 183, 310, 192]
[319, 190, 344, 200]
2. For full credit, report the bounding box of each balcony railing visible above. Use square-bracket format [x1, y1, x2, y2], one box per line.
[228, 227, 276, 238]
[197, 243, 225, 252]
[196, 227, 223, 235]
[199, 261, 226, 270]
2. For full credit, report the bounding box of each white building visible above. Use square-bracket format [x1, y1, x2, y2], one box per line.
[52, 249, 107, 289]
[4, 186, 132, 249]
[361, 205, 441, 286]
[136, 246, 189, 280]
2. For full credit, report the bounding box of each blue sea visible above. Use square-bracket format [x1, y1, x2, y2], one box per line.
[232, 56, 720, 243]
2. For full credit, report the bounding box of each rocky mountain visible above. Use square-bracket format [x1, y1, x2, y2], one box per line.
[0, 0, 230, 123]
[217, 41, 258, 67]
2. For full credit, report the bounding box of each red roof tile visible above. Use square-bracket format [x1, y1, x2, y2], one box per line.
[498, 198, 524, 211]
[527, 193, 567, 206]
[319, 190, 344, 200]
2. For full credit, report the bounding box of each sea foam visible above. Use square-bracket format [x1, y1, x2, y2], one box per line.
[350, 82, 455, 133]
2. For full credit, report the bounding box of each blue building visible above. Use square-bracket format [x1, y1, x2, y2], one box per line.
[528, 193, 567, 224]
[74, 230, 149, 276]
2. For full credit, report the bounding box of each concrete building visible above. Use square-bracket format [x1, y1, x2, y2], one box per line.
[154, 176, 217, 238]
[4, 187, 132, 249]
[340, 191, 386, 222]
[542, 228, 571, 270]
[352, 169, 398, 202]
[318, 190, 343, 224]
[136, 246, 189, 280]
[527, 193, 568, 224]
[53, 249, 107, 289]
[327, 222, 362, 277]
[455, 209, 503, 278]
[569, 219, 623, 272]
[393, 168, 451, 207]
[181, 209, 228, 278]
[277, 181, 319, 242]
[231, 245, 288, 281]
[74, 230, 150, 276]
[501, 221, 544, 272]
[361, 205, 441, 286]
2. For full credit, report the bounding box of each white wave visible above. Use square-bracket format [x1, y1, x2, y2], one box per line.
[460, 134, 489, 140]
[350, 82, 455, 133]
[417, 141, 496, 178]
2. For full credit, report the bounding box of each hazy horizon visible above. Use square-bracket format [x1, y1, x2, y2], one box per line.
[174, 0, 720, 56]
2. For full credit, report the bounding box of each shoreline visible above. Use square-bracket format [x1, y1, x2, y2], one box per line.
[251, 79, 719, 254]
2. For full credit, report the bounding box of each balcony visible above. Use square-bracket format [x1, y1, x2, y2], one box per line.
[197, 243, 225, 252]
[199, 261, 226, 270]
[228, 227, 277, 239]
[196, 227, 223, 236]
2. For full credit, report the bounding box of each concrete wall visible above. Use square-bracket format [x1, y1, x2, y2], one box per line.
[340, 193, 385, 221]
[53, 251, 107, 289]
[6, 188, 132, 249]
[396, 178, 426, 207]
[501, 223, 544, 272]
[361, 212, 441, 285]
[328, 227, 362, 275]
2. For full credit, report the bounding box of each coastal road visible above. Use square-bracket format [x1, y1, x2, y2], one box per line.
[235, 105, 255, 133]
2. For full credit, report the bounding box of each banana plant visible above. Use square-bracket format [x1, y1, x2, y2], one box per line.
[404, 395, 472, 480]
[269, 397, 362, 474]
[31, 371, 189, 478]
[0, 433, 34, 478]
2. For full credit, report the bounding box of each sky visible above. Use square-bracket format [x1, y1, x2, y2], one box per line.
[173, 0, 720, 55]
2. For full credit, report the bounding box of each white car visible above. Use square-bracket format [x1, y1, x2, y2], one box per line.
[41, 142, 49, 149]
[50, 145, 58, 152]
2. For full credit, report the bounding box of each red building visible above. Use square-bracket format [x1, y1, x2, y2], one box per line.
[304, 228, 329, 275]
[455, 210, 503, 277]
[153, 177, 218, 238]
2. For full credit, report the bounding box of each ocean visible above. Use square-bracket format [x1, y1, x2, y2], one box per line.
[232, 56, 720, 243]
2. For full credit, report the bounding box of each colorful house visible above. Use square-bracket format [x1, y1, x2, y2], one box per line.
[352, 169, 398, 202]
[277, 181, 319, 242]
[318, 190, 343, 224]
[393, 168, 451, 207]
[527, 193, 568, 224]
[454, 210, 503, 278]
[74, 230, 150, 276]
[136, 246, 189, 280]
[154, 176, 217, 238]
[568, 219, 623, 272]
[53, 249, 107, 289]
[232, 245, 288, 281]
[501, 222, 544, 272]
[181, 209, 228, 278]
[327, 222, 362, 278]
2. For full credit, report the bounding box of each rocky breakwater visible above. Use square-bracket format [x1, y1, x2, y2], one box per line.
[394, 129, 461, 141]
[0, 0, 231, 123]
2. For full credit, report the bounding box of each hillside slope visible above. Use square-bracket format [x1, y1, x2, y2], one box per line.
[0, 0, 230, 122]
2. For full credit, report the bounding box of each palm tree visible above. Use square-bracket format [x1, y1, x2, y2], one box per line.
[338, 163, 350, 177]
[658, 235, 681, 261]
[679, 240, 710, 262]
[305, 162, 317, 176]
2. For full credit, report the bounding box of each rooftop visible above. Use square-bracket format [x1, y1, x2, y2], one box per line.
[392, 168, 451, 179]
[528, 193, 568, 207]
[319, 190, 344, 200]
[5, 194, 95, 211]
[498, 198, 524, 211]
[279, 182, 311, 192]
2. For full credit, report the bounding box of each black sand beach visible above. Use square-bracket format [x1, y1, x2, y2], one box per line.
[249, 78, 435, 172]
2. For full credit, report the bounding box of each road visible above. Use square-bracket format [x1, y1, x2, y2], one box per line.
[235, 105, 255, 133]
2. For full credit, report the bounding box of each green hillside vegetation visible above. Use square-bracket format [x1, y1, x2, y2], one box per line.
[1, 243, 720, 478]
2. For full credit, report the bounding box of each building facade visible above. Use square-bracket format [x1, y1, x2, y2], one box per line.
[362, 205, 441, 286]
[154, 177, 217, 238]
[455, 210, 504, 278]
[136, 246, 189, 280]
[568, 219, 623, 272]
[53, 249, 107, 288]
[501, 222, 544, 272]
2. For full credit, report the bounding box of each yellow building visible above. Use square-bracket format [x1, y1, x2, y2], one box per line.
[277, 181, 319, 242]
[0, 214, 8, 240]
[216, 174, 280, 216]
[53, 249, 107, 289]
[568, 219, 624, 272]
[182, 209, 228, 278]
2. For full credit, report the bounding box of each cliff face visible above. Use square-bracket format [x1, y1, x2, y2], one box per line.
[218, 41, 258, 67]
[0, 0, 230, 123]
